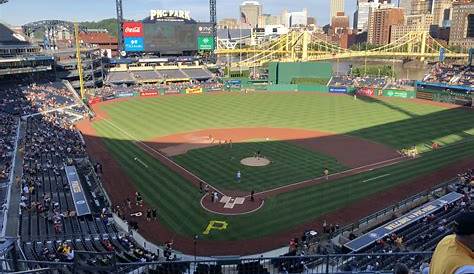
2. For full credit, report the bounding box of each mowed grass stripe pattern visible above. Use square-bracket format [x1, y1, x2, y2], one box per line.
[173, 141, 346, 192]
[95, 119, 474, 240]
[95, 93, 474, 151]
[92, 93, 474, 240]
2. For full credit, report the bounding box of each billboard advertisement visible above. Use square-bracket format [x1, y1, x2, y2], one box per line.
[124, 37, 145, 52]
[197, 36, 214, 51]
[123, 22, 144, 37]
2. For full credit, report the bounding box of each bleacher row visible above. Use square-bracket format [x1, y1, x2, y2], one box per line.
[0, 80, 170, 272]
[107, 67, 214, 84]
[329, 76, 388, 89]
[424, 63, 474, 87]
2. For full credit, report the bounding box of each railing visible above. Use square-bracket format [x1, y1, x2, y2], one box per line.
[336, 178, 455, 238]
[0, 252, 433, 273]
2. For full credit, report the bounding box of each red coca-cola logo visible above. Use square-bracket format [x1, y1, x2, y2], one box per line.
[123, 22, 143, 37]
[125, 27, 141, 33]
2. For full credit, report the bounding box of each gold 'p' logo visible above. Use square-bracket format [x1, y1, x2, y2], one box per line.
[203, 220, 228, 235]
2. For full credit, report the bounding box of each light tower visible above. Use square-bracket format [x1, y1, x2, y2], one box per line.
[210, 0, 217, 45]
[116, 0, 124, 54]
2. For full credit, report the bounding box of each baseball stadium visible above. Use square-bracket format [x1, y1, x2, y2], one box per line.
[0, 0, 474, 273]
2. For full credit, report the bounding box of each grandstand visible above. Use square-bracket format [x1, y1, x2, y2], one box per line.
[105, 65, 214, 85]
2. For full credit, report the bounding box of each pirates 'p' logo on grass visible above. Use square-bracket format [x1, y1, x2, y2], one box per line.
[203, 220, 228, 235]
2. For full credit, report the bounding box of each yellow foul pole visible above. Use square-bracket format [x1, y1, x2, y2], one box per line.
[74, 23, 85, 100]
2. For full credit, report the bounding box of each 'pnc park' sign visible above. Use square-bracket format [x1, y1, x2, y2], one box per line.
[150, 10, 191, 21]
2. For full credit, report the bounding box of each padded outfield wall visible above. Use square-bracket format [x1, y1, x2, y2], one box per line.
[268, 62, 332, 84]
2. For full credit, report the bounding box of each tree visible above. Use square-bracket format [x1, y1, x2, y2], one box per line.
[80, 18, 119, 38]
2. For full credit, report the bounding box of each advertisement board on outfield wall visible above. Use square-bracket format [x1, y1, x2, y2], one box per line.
[185, 87, 203, 94]
[382, 89, 415, 99]
[103, 94, 116, 101]
[165, 89, 180, 95]
[357, 88, 375, 96]
[88, 97, 102, 105]
[116, 92, 135, 98]
[140, 90, 159, 97]
[329, 86, 348, 94]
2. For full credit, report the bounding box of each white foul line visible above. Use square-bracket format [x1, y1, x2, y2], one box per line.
[362, 173, 390, 183]
[245, 156, 407, 198]
[97, 115, 225, 196]
[134, 157, 149, 168]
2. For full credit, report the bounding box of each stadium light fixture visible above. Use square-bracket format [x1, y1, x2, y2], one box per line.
[0, 0, 9, 4]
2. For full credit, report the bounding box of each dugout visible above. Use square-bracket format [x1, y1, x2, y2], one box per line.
[268, 62, 332, 85]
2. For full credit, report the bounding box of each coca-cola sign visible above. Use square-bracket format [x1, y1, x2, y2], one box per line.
[123, 22, 144, 37]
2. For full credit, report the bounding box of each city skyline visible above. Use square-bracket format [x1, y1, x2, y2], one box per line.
[0, 0, 358, 26]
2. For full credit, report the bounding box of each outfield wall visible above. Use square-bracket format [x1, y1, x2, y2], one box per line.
[268, 62, 332, 84]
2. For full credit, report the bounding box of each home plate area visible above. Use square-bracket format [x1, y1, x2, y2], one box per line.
[220, 196, 245, 208]
[201, 193, 264, 215]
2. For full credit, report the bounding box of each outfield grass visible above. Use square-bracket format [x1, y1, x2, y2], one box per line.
[92, 93, 474, 240]
[173, 141, 346, 192]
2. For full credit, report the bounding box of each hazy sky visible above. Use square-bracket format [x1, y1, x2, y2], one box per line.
[0, 0, 360, 26]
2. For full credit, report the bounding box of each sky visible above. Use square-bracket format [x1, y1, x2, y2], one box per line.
[0, 0, 359, 26]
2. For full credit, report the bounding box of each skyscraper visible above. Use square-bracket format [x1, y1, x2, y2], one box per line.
[354, 0, 382, 32]
[331, 0, 345, 20]
[411, 0, 433, 15]
[449, 1, 474, 48]
[432, 0, 453, 27]
[240, 1, 262, 28]
[399, 0, 413, 15]
[367, 6, 405, 45]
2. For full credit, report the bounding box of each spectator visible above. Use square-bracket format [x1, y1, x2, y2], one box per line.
[394, 263, 410, 274]
[429, 211, 474, 274]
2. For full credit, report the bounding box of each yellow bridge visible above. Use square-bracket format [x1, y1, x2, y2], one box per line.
[216, 30, 468, 68]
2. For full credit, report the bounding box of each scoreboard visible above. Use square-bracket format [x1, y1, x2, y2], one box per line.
[122, 20, 214, 54]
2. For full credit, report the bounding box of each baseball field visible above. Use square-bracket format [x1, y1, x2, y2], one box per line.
[77, 92, 474, 255]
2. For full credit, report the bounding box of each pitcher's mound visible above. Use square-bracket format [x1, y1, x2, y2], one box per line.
[241, 157, 271, 167]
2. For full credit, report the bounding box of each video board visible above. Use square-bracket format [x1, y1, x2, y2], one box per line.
[144, 22, 196, 54]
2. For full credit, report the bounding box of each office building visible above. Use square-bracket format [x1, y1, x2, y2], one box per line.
[282, 9, 308, 27]
[331, 0, 345, 20]
[354, 0, 384, 32]
[411, 0, 433, 15]
[218, 18, 240, 29]
[240, 1, 262, 28]
[432, 0, 453, 27]
[449, 1, 474, 48]
[399, 0, 413, 15]
[390, 13, 433, 42]
[367, 6, 405, 45]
